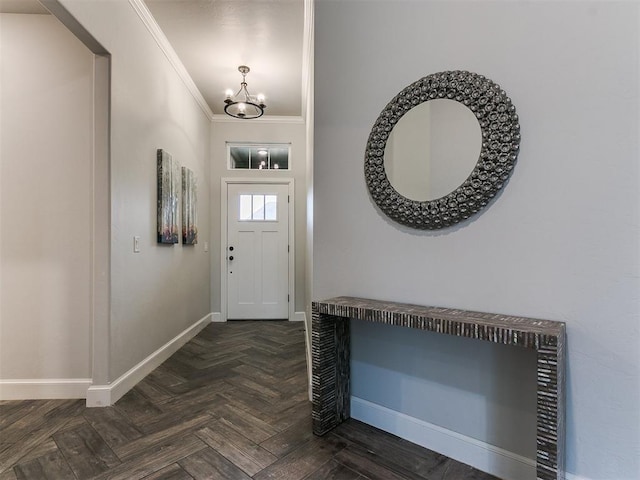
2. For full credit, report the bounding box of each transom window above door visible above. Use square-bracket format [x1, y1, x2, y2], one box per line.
[227, 143, 290, 170]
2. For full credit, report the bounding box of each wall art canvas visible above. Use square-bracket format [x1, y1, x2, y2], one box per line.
[181, 166, 198, 245]
[157, 149, 180, 244]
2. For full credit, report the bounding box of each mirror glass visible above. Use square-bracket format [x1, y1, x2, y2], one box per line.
[384, 99, 482, 201]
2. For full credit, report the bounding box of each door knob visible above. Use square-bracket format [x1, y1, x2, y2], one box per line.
[229, 246, 234, 251]
[229, 256, 234, 261]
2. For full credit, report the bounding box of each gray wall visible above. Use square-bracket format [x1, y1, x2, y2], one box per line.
[313, 1, 639, 479]
[0, 14, 94, 383]
[58, 0, 212, 382]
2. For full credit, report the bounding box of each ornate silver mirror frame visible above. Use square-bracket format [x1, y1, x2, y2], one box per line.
[365, 71, 520, 229]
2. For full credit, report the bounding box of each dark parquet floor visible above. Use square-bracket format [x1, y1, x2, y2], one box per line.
[0, 321, 500, 480]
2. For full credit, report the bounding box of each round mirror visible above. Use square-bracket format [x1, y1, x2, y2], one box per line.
[365, 70, 520, 229]
[384, 99, 482, 201]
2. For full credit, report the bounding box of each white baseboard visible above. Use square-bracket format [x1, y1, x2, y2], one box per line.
[86, 313, 213, 407]
[293, 311, 306, 322]
[211, 312, 223, 322]
[0, 378, 92, 400]
[351, 397, 536, 480]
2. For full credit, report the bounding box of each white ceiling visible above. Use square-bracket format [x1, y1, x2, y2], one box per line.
[0, 0, 306, 119]
[144, 0, 306, 118]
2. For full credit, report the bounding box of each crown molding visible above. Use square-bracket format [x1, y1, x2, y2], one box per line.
[211, 114, 305, 125]
[128, 0, 214, 121]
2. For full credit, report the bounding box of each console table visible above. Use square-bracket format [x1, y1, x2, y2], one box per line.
[311, 296, 565, 480]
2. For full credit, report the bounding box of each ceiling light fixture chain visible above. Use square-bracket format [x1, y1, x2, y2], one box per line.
[224, 65, 266, 119]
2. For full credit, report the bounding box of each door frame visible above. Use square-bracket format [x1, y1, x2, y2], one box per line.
[220, 177, 295, 322]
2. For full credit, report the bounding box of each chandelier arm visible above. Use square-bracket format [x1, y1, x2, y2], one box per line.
[241, 86, 253, 101]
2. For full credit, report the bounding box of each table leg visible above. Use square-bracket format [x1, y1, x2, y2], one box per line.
[536, 335, 566, 480]
[311, 312, 350, 435]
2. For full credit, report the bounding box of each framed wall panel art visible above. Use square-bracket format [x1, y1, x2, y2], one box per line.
[157, 149, 180, 244]
[181, 166, 198, 245]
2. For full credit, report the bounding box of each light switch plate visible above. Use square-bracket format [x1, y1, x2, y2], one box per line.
[133, 236, 140, 253]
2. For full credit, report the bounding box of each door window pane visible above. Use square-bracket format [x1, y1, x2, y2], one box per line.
[252, 195, 264, 220]
[264, 195, 277, 220]
[239, 194, 252, 220]
[238, 194, 278, 221]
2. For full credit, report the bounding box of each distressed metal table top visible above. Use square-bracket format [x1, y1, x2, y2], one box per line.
[313, 296, 565, 348]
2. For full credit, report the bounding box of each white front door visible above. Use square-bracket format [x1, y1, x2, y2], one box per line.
[227, 183, 289, 319]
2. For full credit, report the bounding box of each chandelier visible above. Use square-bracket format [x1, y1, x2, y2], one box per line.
[224, 66, 266, 119]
